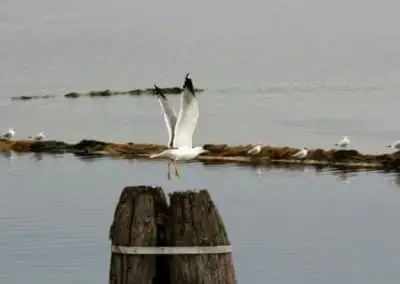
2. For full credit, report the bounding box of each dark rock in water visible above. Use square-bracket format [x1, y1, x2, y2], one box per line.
[11, 95, 55, 101]
[64, 92, 81, 98]
[128, 89, 143, 95]
[30, 141, 70, 153]
[13, 96, 33, 100]
[88, 89, 112, 97]
[145, 87, 181, 94]
[73, 139, 109, 151]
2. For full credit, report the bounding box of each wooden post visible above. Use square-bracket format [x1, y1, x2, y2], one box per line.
[109, 185, 169, 284]
[109, 187, 236, 284]
[167, 190, 236, 284]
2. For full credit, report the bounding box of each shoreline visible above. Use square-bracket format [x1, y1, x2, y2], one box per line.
[1, 139, 399, 172]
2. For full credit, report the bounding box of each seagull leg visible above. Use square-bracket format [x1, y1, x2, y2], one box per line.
[167, 161, 172, 180]
[174, 162, 180, 178]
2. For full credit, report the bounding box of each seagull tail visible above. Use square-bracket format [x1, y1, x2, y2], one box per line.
[149, 153, 162, 159]
[149, 150, 168, 159]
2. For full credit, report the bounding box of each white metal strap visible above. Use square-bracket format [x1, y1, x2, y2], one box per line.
[111, 245, 232, 255]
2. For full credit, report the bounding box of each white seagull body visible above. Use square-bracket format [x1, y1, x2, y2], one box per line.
[335, 136, 350, 148]
[33, 132, 46, 141]
[248, 144, 262, 155]
[150, 73, 207, 179]
[292, 147, 308, 159]
[386, 140, 400, 151]
[1, 128, 15, 140]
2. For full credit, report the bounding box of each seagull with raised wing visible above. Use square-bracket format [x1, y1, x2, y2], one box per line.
[247, 144, 262, 155]
[335, 136, 350, 148]
[150, 73, 208, 179]
[1, 128, 15, 140]
[292, 147, 308, 159]
[386, 140, 400, 151]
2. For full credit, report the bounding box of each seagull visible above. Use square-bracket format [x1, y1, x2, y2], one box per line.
[386, 140, 400, 151]
[292, 147, 308, 159]
[247, 144, 262, 155]
[150, 73, 208, 179]
[32, 132, 46, 141]
[1, 128, 15, 140]
[335, 136, 350, 148]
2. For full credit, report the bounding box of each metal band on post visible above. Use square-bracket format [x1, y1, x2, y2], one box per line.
[111, 245, 232, 255]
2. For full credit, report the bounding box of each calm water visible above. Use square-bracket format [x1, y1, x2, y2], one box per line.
[1, 154, 400, 283]
[2, 0, 400, 283]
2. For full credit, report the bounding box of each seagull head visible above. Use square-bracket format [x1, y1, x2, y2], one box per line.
[183, 73, 195, 94]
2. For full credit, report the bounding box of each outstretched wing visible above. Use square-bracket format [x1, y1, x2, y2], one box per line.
[153, 84, 177, 148]
[173, 73, 199, 148]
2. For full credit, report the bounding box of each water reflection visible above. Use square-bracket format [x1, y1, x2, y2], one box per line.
[31, 152, 44, 162]
[392, 173, 400, 187]
[0, 149, 13, 159]
[2, 151, 400, 188]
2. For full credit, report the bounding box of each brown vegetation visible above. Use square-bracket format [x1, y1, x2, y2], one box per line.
[1, 138, 400, 171]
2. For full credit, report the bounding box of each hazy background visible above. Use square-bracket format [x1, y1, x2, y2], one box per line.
[2, 1, 400, 283]
[1, 0, 400, 96]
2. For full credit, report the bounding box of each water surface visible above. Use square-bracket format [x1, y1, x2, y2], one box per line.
[1, 154, 400, 283]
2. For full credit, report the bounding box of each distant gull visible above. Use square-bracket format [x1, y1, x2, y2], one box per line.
[1, 128, 15, 140]
[292, 147, 308, 159]
[386, 140, 400, 151]
[32, 132, 46, 141]
[247, 144, 262, 155]
[150, 73, 208, 179]
[335, 136, 350, 148]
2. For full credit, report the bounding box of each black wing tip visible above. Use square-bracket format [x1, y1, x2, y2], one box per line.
[183, 72, 195, 94]
[153, 83, 167, 99]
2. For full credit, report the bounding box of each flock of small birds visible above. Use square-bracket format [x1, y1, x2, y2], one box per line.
[2, 126, 400, 161]
[247, 135, 400, 160]
[0, 128, 46, 141]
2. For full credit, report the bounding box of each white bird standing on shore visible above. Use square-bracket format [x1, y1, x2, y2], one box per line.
[1, 128, 15, 140]
[150, 73, 208, 179]
[33, 132, 46, 141]
[386, 140, 400, 151]
[292, 147, 308, 159]
[247, 144, 262, 155]
[335, 136, 350, 148]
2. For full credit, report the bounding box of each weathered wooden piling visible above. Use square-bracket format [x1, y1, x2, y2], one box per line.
[109, 186, 236, 284]
[168, 190, 236, 284]
[109, 186, 169, 284]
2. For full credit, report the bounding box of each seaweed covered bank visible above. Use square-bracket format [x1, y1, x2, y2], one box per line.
[1, 138, 400, 172]
[10, 86, 205, 101]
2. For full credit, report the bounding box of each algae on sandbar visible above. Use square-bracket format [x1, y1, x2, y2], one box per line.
[0, 139, 399, 172]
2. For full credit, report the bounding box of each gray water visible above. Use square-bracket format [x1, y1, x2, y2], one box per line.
[2, 0, 400, 283]
[1, 155, 400, 283]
